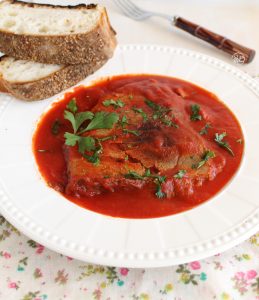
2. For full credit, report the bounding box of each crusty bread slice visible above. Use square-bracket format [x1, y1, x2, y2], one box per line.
[0, 55, 107, 101]
[0, 1, 117, 65]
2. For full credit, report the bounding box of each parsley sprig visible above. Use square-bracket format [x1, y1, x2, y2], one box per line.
[125, 169, 167, 199]
[215, 132, 234, 156]
[64, 99, 119, 164]
[192, 150, 215, 169]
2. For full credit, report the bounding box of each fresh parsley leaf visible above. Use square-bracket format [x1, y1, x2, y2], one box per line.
[174, 170, 186, 179]
[64, 110, 77, 133]
[64, 132, 81, 146]
[51, 119, 61, 135]
[199, 123, 211, 135]
[119, 115, 128, 129]
[125, 171, 144, 180]
[74, 111, 94, 132]
[133, 107, 148, 122]
[145, 99, 171, 121]
[78, 136, 96, 154]
[80, 112, 119, 133]
[190, 104, 202, 121]
[144, 168, 151, 177]
[64, 108, 93, 134]
[123, 129, 140, 136]
[215, 132, 234, 156]
[103, 99, 125, 109]
[192, 150, 215, 169]
[82, 145, 102, 165]
[67, 98, 78, 114]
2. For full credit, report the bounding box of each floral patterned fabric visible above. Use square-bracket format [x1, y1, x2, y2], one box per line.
[0, 216, 258, 300]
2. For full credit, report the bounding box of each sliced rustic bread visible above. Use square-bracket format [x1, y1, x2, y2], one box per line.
[0, 55, 108, 101]
[0, 1, 117, 64]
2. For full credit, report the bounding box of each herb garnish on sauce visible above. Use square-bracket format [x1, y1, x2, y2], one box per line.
[174, 170, 187, 179]
[215, 132, 234, 156]
[64, 99, 119, 164]
[199, 123, 211, 135]
[190, 104, 202, 121]
[192, 150, 215, 169]
[103, 99, 125, 109]
[125, 169, 167, 199]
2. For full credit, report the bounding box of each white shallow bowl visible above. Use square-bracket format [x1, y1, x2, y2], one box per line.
[0, 45, 258, 268]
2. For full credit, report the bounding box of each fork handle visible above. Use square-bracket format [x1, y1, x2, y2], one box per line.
[173, 16, 255, 64]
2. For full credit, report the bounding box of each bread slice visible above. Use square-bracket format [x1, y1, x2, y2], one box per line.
[0, 55, 108, 101]
[0, 1, 117, 65]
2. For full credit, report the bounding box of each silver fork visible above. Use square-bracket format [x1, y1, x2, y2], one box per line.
[113, 0, 255, 64]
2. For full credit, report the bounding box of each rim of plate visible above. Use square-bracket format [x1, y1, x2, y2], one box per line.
[0, 44, 258, 268]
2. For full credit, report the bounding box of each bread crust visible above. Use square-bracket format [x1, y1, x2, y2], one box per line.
[0, 2, 117, 64]
[0, 57, 108, 101]
[0, 76, 8, 92]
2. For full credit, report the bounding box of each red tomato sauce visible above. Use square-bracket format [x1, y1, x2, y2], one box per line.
[33, 75, 244, 218]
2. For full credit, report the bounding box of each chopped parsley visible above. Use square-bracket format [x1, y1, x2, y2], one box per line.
[132, 107, 148, 122]
[144, 99, 177, 128]
[102, 99, 125, 109]
[215, 132, 234, 156]
[161, 116, 179, 128]
[119, 115, 128, 129]
[125, 171, 144, 180]
[190, 104, 202, 121]
[124, 169, 167, 199]
[192, 150, 215, 169]
[145, 99, 171, 120]
[174, 170, 187, 179]
[51, 119, 61, 135]
[66, 98, 77, 114]
[199, 123, 211, 135]
[123, 129, 140, 136]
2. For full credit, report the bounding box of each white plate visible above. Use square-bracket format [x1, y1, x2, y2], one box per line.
[0, 45, 258, 268]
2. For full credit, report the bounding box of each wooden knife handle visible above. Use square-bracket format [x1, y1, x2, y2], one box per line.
[173, 16, 255, 64]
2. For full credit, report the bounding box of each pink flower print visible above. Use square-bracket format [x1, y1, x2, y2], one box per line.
[120, 268, 129, 276]
[246, 270, 257, 280]
[3, 252, 11, 259]
[8, 282, 18, 289]
[36, 244, 45, 254]
[189, 261, 201, 270]
[235, 272, 245, 280]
